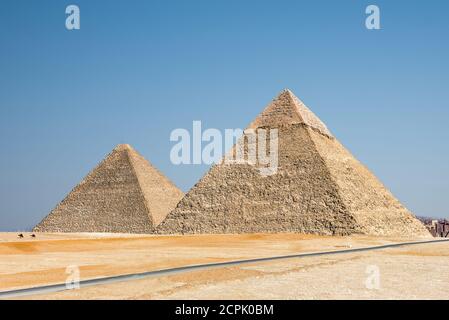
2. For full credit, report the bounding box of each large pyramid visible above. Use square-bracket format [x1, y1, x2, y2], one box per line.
[34, 144, 183, 233]
[157, 89, 430, 237]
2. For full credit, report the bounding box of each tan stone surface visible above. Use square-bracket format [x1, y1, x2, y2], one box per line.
[33, 144, 183, 233]
[157, 90, 429, 237]
[248, 88, 333, 138]
[310, 131, 427, 236]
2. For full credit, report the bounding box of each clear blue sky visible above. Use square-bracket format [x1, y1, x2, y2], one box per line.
[0, 0, 448, 231]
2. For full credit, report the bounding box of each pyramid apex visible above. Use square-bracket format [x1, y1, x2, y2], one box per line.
[274, 88, 293, 98]
[250, 89, 333, 138]
[113, 144, 133, 152]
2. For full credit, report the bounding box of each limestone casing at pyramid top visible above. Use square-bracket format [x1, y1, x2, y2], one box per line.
[113, 143, 133, 152]
[249, 89, 334, 138]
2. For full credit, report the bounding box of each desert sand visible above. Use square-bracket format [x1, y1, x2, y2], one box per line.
[1, 232, 448, 299]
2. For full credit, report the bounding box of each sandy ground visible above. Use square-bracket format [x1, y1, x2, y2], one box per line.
[0, 232, 447, 299]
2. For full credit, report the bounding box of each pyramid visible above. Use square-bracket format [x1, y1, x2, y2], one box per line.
[157, 89, 430, 237]
[34, 144, 184, 233]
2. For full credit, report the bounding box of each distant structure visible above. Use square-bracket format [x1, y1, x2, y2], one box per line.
[34, 144, 183, 233]
[158, 89, 430, 237]
[429, 220, 449, 237]
[416, 217, 449, 237]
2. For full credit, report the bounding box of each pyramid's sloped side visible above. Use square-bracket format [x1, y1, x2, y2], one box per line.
[309, 130, 431, 237]
[157, 125, 359, 235]
[34, 148, 154, 233]
[288, 90, 333, 138]
[127, 150, 184, 226]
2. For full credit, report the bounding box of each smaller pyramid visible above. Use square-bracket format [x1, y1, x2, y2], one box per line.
[34, 144, 183, 233]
